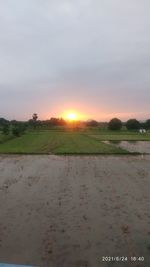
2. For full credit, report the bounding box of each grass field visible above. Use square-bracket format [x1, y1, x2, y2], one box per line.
[0, 132, 14, 144]
[0, 130, 128, 154]
[86, 129, 150, 141]
[0, 129, 149, 154]
[88, 133, 150, 141]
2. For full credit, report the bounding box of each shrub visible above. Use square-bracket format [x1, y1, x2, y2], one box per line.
[12, 126, 21, 137]
[146, 119, 150, 130]
[108, 118, 122, 130]
[126, 119, 140, 130]
[86, 120, 99, 127]
[2, 124, 10, 135]
[11, 123, 26, 137]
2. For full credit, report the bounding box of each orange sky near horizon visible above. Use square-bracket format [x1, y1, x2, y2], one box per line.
[4, 107, 149, 122]
[42, 108, 149, 122]
[35, 97, 149, 122]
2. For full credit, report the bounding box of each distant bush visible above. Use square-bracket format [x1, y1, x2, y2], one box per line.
[126, 119, 140, 130]
[12, 122, 26, 137]
[27, 117, 67, 129]
[49, 117, 66, 127]
[108, 118, 122, 130]
[140, 121, 147, 129]
[12, 126, 21, 137]
[86, 120, 99, 127]
[2, 124, 10, 135]
[0, 118, 10, 128]
[146, 119, 150, 130]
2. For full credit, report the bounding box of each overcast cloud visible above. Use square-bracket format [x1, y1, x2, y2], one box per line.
[0, 0, 150, 120]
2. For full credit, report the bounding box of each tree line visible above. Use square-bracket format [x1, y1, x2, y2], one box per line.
[0, 115, 150, 138]
[108, 118, 150, 131]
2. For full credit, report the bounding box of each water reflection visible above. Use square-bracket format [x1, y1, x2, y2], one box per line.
[108, 141, 150, 154]
[127, 141, 137, 144]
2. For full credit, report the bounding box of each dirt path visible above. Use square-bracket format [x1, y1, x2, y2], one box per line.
[0, 155, 150, 267]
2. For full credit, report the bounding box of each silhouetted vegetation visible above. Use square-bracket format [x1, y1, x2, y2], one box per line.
[12, 126, 21, 137]
[32, 113, 38, 121]
[49, 117, 66, 127]
[1, 115, 150, 134]
[126, 119, 140, 130]
[32, 113, 38, 129]
[11, 121, 27, 137]
[0, 118, 10, 130]
[86, 120, 99, 127]
[2, 124, 10, 135]
[27, 116, 66, 130]
[146, 119, 150, 130]
[108, 118, 122, 131]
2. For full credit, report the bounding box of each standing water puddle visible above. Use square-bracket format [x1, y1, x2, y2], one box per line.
[103, 141, 150, 153]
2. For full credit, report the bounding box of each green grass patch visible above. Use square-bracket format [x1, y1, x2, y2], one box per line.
[0, 131, 60, 153]
[88, 132, 150, 141]
[0, 131, 128, 154]
[53, 133, 128, 154]
[0, 132, 14, 144]
[1, 129, 149, 154]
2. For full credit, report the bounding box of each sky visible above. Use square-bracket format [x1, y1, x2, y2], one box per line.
[0, 0, 150, 121]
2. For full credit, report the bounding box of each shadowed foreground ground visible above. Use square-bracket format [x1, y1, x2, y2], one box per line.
[0, 155, 150, 267]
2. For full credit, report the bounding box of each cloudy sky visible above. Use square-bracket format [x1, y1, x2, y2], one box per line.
[0, 0, 150, 121]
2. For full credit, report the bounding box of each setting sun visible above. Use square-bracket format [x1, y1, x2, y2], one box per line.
[62, 110, 85, 121]
[66, 113, 77, 121]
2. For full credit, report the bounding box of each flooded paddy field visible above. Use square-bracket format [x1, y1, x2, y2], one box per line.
[103, 141, 150, 154]
[0, 155, 150, 267]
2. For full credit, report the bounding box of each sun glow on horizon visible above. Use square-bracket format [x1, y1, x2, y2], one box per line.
[61, 109, 87, 121]
[66, 113, 77, 121]
[62, 110, 81, 121]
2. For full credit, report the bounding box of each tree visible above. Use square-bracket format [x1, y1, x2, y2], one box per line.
[32, 113, 38, 122]
[86, 120, 99, 127]
[11, 120, 17, 125]
[12, 126, 21, 137]
[0, 118, 9, 130]
[49, 117, 66, 127]
[146, 119, 150, 130]
[108, 118, 122, 130]
[126, 119, 140, 130]
[12, 122, 26, 137]
[140, 121, 147, 129]
[2, 124, 10, 135]
[32, 113, 38, 129]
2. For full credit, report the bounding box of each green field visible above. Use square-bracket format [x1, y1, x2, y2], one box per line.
[88, 133, 150, 141]
[0, 129, 149, 154]
[0, 130, 128, 154]
[0, 132, 14, 144]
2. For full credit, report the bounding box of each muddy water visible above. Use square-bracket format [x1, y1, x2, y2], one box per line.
[104, 141, 150, 153]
